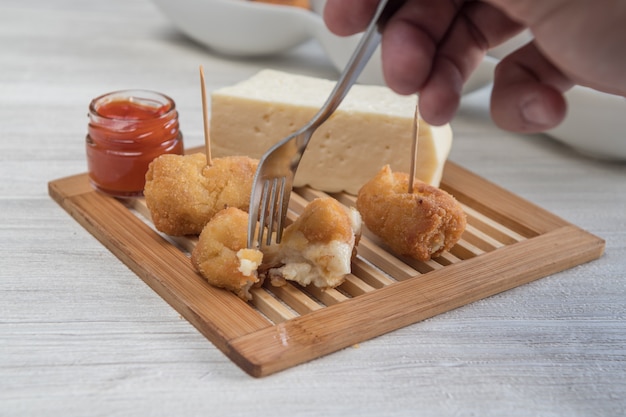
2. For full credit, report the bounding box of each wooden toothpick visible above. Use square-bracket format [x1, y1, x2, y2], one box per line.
[408, 99, 420, 193]
[199, 65, 213, 167]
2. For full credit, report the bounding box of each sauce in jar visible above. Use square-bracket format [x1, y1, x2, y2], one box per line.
[86, 90, 184, 197]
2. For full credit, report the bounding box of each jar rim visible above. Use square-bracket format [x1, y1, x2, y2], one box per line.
[89, 89, 176, 121]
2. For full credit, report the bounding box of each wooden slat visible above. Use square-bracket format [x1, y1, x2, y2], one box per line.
[461, 203, 526, 245]
[328, 191, 356, 207]
[355, 236, 419, 281]
[339, 274, 376, 297]
[431, 251, 462, 267]
[398, 254, 448, 272]
[462, 224, 505, 252]
[266, 283, 323, 315]
[440, 162, 567, 237]
[251, 288, 297, 323]
[296, 187, 333, 203]
[450, 238, 484, 259]
[301, 285, 348, 306]
[350, 257, 396, 289]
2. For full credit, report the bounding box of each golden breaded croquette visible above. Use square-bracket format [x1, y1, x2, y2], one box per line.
[144, 153, 258, 236]
[356, 165, 466, 261]
[265, 197, 362, 289]
[191, 207, 264, 301]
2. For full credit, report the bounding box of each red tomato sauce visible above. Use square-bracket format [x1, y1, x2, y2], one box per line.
[86, 91, 183, 197]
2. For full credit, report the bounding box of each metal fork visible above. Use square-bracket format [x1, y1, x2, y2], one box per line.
[247, 0, 404, 248]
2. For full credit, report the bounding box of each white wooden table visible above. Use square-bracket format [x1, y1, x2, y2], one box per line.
[2, 1, 625, 416]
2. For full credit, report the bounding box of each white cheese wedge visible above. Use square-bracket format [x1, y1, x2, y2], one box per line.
[210, 69, 452, 194]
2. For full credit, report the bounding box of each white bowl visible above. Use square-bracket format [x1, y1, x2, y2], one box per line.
[151, 0, 315, 56]
[548, 87, 626, 160]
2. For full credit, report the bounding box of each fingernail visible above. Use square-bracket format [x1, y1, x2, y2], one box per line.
[520, 95, 554, 127]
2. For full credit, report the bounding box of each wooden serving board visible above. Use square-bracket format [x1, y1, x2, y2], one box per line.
[48, 152, 605, 377]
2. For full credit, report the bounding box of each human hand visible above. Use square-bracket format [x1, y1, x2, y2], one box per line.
[323, 0, 626, 133]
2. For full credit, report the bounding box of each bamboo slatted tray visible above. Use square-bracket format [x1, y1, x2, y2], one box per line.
[49, 153, 605, 377]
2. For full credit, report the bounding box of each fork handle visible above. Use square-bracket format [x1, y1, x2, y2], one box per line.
[302, 0, 405, 136]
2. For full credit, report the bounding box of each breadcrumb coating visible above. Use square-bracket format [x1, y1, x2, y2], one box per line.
[144, 153, 258, 235]
[191, 207, 263, 301]
[356, 165, 466, 261]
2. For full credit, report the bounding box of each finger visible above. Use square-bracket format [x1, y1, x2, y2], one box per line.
[484, 0, 626, 96]
[417, 2, 524, 125]
[323, 0, 380, 36]
[324, 0, 456, 38]
[490, 42, 572, 132]
[380, 0, 466, 95]
[382, 1, 522, 125]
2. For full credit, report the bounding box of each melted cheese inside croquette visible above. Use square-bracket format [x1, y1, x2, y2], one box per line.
[356, 165, 466, 261]
[144, 153, 258, 236]
[191, 207, 263, 301]
[266, 197, 362, 289]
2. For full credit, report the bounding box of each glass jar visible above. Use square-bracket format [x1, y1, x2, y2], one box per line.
[86, 89, 184, 197]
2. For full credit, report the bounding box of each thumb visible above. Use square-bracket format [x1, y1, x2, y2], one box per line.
[490, 42, 571, 133]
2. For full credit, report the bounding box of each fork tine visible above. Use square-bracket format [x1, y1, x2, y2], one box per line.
[256, 179, 270, 248]
[264, 178, 279, 247]
[274, 177, 287, 244]
[253, 176, 289, 248]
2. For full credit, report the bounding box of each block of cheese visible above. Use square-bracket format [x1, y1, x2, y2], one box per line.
[210, 69, 452, 195]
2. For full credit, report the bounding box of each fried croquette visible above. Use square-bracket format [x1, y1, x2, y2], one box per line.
[356, 165, 466, 261]
[265, 197, 362, 289]
[144, 153, 258, 236]
[191, 207, 264, 301]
